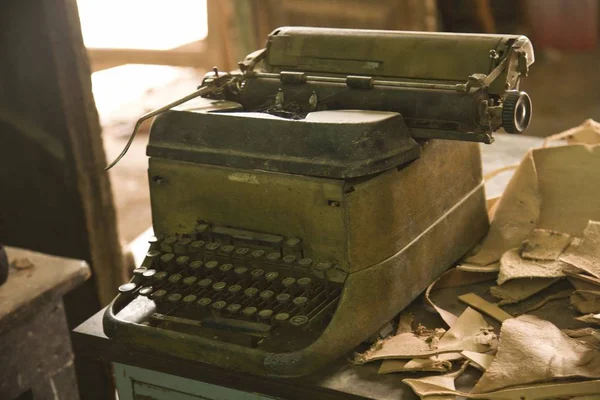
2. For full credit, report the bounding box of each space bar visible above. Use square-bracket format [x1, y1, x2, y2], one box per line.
[150, 313, 272, 337]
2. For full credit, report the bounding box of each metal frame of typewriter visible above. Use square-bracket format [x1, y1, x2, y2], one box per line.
[104, 27, 534, 377]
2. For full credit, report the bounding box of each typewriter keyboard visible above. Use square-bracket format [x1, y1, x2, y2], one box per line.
[119, 223, 346, 351]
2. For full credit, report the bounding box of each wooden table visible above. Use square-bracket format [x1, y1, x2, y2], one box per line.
[0, 247, 90, 399]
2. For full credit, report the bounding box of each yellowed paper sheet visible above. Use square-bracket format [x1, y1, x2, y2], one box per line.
[571, 290, 600, 314]
[490, 278, 559, 305]
[498, 248, 566, 284]
[472, 315, 600, 394]
[543, 119, 600, 146]
[560, 220, 600, 279]
[521, 228, 572, 261]
[458, 293, 513, 323]
[461, 350, 495, 371]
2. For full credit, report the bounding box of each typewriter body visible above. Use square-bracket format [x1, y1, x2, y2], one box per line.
[104, 27, 534, 377]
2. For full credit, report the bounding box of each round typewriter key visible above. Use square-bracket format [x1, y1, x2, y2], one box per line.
[139, 286, 153, 296]
[174, 238, 191, 253]
[285, 238, 301, 247]
[235, 247, 250, 257]
[198, 278, 212, 289]
[315, 261, 332, 272]
[168, 273, 183, 284]
[189, 240, 205, 253]
[133, 267, 146, 276]
[227, 303, 242, 314]
[276, 293, 291, 304]
[167, 293, 182, 303]
[266, 252, 281, 262]
[265, 271, 279, 283]
[212, 281, 227, 292]
[212, 300, 227, 311]
[205, 243, 220, 252]
[154, 271, 169, 282]
[242, 306, 257, 318]
[258, 309, 273, 320]
[219, 263, 233, 273]
[143, 269, 157, 279]
[182, 294, 197, 304]
[250, 268, 264, 280]
[298, 258, 313, 268]
[293, 296, 308, 307]
[297, 277, 312, 289]
[259, 290, 274, 301]
[160, 253, 175, 269]
[221, 245, 235, 255]
[160, 235, 177, 252]
[142, 250, 161, 268]
[228, 284, 242, 295]
[118, 282, 137, 293]
[244, 287, 259, 298]
[290, 315, 309, 327]
[275, 312, 290, 322]
[196, 297, 212, 308]
[175, 255, 189, 268]
[205, 260, 219, 272]
[189, 260, 203, 273]
[151, 289, 167, 302]
[234, 266, 248, 277]
[148, 235, 159, 247]
[195, 223, 210, 235]
[251, 250, 265, 259]
[182, 276, 197, 286]
[282, 255, 296, 264]
[282, 277, 296, 289]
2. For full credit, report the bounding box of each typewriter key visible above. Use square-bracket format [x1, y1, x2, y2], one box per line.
[182, 294, 197, 304]
[282, 255, 296, 265]
[159, 253, 175, 270]
[259, 290, 274, 301]
[228, 284, 242, 295]
[242, 306, 257, 318]
[167, 293, 182, 303]
[133, 267, 146, 276]
[251, 250, 265, 259]
[198, 278, 212, 289]
[297, 258, 313, 269]
[250, 268, 265, 280]
[219, 263, 233, 275]
[212, 300, 227, 311]
[297, 277, 312, 292]
[160, 236, 177, 253]
[118, 282, 137, 294]
[142, 250, 161, 268]
[143, 269, 157, 279]
[258, 309, 273, 321]
[139, 286, 153, 296]
[154, 271, 169, 283]
[151, 289, 167, 302]
[182, 276, 197, 286]
[175, 255, 189, 269]
[227, 303, 242, 314]
[282, 277, 296, 290]
[189, 240, 205, 254]
[174, 238, 191, 254]
[220, 245, 235, 257]
[205, 260, 219, 273]
[265, 271, 279, 284]
[234, 247, 250, 258]
[205, 243, 220, 253]
[292, 296, 308, 308]
[290, 315, 309, 327]
[274, 312, 290, 323]
[276, 293, 291, 304]
[195, 223, 210, 236]
[266, 252, 281, 263]
[148, 236, 160, 250]
[196, 297, 212, 308]
[188, 260, 203, 273]
[168, 273, 183, 284]
[285, 237, 301, 248]
[212, 281, 227, 292]
[233, 266, 248, 278]
[244, 287, 259, 298]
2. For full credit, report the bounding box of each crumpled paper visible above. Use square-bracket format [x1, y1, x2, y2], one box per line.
[472, 315, 600, 393]
[560, 220, 600, 279]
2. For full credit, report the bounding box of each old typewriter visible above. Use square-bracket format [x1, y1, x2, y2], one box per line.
[103, 27, 534, 377]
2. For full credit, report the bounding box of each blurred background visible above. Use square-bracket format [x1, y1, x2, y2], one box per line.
[79, 0, 600, 245]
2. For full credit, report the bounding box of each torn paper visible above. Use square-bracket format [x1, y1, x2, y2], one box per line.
[402, 362, 469, 399]
[521, 228, 572, 261]
[456, 262, 500, 273]
[497, 248, 566, 284]
[525, 289, 572, 312]
[490, 278, 559, 305]
[466, 144, 600, 266]
[560, 220, 600, 279]
[544, 119, 600, 146]
[563, 328, 600, 350]
[458, 293, 513, 323]
[472, 315, 600, 393]
[401, 308, 497, 371]
[571, 290, 600, 314]
[576, 313, 600, 326]
[378, 358, 451, 374]
[461, 350, 494, 371]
